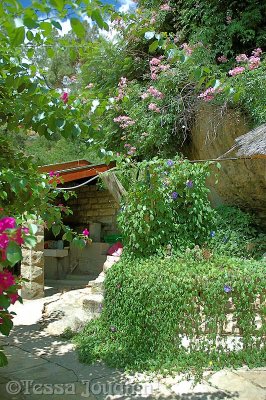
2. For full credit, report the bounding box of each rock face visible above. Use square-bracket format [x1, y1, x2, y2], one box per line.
[186, 105, 266, 225]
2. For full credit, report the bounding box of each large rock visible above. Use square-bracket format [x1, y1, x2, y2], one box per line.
[42, 288, 103, 336]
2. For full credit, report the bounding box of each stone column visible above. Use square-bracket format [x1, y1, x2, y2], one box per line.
[21, 225, 44, 299]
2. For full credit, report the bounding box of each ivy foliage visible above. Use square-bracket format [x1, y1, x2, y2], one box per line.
[75, 255, 266, 378]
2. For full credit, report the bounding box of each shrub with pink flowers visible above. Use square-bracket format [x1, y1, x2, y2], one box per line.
[0, 214, 36, 366]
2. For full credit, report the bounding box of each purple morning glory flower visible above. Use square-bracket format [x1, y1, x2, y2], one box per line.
[171, 191, 179, 200]
[186, 180, 193, 188]
[224, 285, 232, 293]
[166, 159, 174, 167]
[210, 231, 215, 238]
[110, 326, 116, 332]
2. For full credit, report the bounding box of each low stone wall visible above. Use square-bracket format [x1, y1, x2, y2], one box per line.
[65, 184, 120, 239]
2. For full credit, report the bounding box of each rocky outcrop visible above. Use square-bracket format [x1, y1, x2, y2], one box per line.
[186, 104, 266, 225]
[41, 255, 120, 336]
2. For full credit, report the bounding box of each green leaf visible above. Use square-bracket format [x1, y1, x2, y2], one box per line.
[46, 47, 55, 58]
[11, 26, 25, 46]
[23, 17, 39, 29]
[149, 40, 159, 53]
[0, 317, 13, 336]
[233, 91, 242, 103]
[91, 9, 105, 29]
[6, 241, 22, 266]
[0, 295, 11, 309]
[0, 351, 8, 367]
[194, 68, 202, 81]
[51, 20, 62, 30]
[62, 231, 73, 242]
[29, 223, 38, 235]
[52, 224, 61, 237]
[40, 21, 52, 36]
[26, 30, 34, 41]
[27, 48, 34, 58]
[24, 236, 37, 248]
[50, 0, 64, 12]
[70, 18, 86, 38]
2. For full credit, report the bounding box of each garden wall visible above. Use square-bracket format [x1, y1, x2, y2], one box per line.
[64, 184, 120, 239]
[186, 104, 266, 225]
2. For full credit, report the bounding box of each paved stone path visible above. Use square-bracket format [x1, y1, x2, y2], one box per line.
[0, 297, 265, 399]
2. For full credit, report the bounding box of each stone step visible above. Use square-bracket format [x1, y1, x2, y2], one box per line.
[103, 255, 120, 272]
[82, 293, 104, 315]
[88, 271, 105, 294]
[45, 279, 89, 290]
[64, 274, 96, 281]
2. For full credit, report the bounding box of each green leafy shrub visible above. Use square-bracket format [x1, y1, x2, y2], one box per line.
[209, 206, 266, 258]
[117, 158, 216, 257]
[75, 255, 266, 378]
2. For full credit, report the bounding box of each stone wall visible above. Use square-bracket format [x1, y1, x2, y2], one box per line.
[64, 184, 120, 239]
[21, 225, 44, 299]
[185, 104, 266, 225]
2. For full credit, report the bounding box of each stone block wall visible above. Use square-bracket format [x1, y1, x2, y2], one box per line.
[21, 225, 44, 299]
[64, 184, 120, 239]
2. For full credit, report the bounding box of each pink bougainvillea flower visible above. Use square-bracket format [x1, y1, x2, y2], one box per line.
[0, 270, 15, 290]
[127, 146, 136, 155]
[141, 92, 149, 100]
[149, 58, 161, 66]
[49, 171, 60, 182]
[115, 77, 127, 101]
[181, 43, 193, 56]
[8, 293, 19, 305]
[0, 217, 16, 233]
[22, 227, 29, 234]
[217, 55, 228, 63]
[228, 66, 245, 76]
[113, 116, 135, 129]
[15, 227, 24, 246]
[0, 233, 9, 249]
[60, 92, 69, 104]
[248, 56, 260, 70]
[198, 87, 216, 102]
[147, 86, 164, 99]
[148, 103, 161, 113]
[160, 3, 172, 11]
[235, 54, 248, 63]
[252, 48, 262, 57]
[83, 229, 90, 236]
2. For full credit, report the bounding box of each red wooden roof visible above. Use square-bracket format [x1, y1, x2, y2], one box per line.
[39, 160, 114, 183]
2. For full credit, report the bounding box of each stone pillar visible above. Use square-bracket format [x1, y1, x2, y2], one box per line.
[21, 225, 44, 299]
